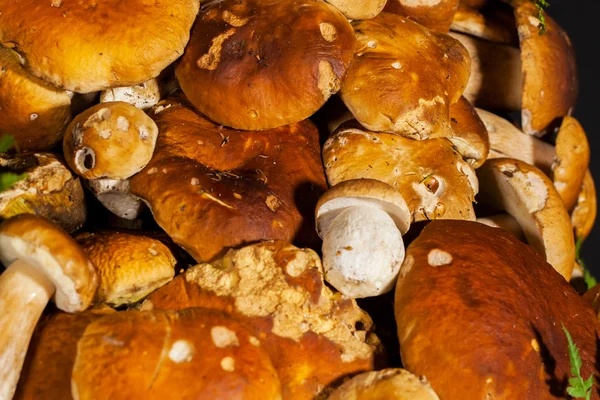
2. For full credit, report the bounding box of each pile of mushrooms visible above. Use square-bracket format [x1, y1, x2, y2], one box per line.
[0, 0, 597, 398]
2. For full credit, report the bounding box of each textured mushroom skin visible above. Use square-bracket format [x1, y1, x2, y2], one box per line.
[325, 0, 388, 20]
[0, 0, 200, 92]
[72, 308, 282, 399]
[444, 96, 490, 168]
[340, 13, 470, 138]
[176, 0, 356, 130]
[395, 220, 600, 399]
[14, 309, 113, 400]
[130, 98, 327, 262]
[0, 153, 86, 233]
[572, 169, 596, 241]
[324, 122, 477, 222]
[146, 241, 380, 399]
[384, 0, 459, 33]
[0, 48, 71, 151]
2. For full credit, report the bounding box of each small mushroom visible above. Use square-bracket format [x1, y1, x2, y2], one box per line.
[0, 48, 71, 152]
[99, 79, 161, 110]
[75, 231, 176, 307]
[571, 169, 596, 242]
[328, 369, 440, 400]
[0, 215, 98, 400]
[340, 13, 471, 138]
[325, 0, 388, 20]
[0, 153, 87, 232]
[480, 109, 590, 211]
[316, 179, 411, 298]
[384, 0, 459, 33]
[476, 158, 575, 279]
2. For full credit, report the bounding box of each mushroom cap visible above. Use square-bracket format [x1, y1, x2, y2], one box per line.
[146, 241, 380, 399]
[328, 369, 440, 400]
[552, 116, 590, 211]
[99, 79, 161, 111]
[384, 0, 459, 33]
[0, 0, 200, 93]
[176, 0, 355, 130]
[0, 48, 71, 152]
[324, 122, 478, 222]
[14, 308, 114, 400]
[75, 231, 176, 307]
[0, 152, 87, 233]
[450, 1, 518, 44]
[130, 98, 327, 262]
[72, 308, 282, 399]
[340, 13, 471, 138]
[63, 102, 159, 180]
[84, 178, 143, 220]
[443, 96, 489, 168]
[325, 0, 387, 20]
[395, 220, 599, 399]
[513, 0, 578, 135]
[572, 169, 596, 241]
[476, 158, 575, 279]
[0, 215, 98, 312]
[316, 179, 411, 237]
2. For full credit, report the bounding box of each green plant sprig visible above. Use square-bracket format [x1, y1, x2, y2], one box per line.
[0, 135, 27, 192]
[563, 324, 594, 400]
[533, 0, 550, 35]
[576, 237, 597, 290]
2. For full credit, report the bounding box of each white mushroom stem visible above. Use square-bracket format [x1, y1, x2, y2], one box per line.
[476, 214, 525, 241]
[449, 32, 522, 112]
[321, 205, 405, 298]
[0, 260, 55, 400]
[85, 178, 143, 220]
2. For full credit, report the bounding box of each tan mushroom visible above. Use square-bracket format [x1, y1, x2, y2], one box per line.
[476, 158, 575, 279]
[145, 241, 381, 399]
[450, 1, 518, 44]
[480, 109, 590, 211]
[572, 170, 596, 242]
[340, 13, 471, 138]
[0, 153, 86, 233]
[316, 179, 411, 298]
[324, 122, 478, 223]
[0, 215, 98, 399]
[75, 231, 176, 307]
[99, 79, 161, 111]
[384, 0, 459, 33]
[0, 48, 71, 152]
[325, 0, 388, 20]
[443, 96, 489, 168]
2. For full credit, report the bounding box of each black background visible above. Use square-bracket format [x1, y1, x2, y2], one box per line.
[538, 1, 599, 274]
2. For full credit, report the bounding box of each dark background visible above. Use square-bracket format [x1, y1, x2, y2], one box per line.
[544, 1, 599, 274]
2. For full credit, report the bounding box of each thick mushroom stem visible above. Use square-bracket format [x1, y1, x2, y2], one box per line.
[0, 260, 55, 400]
[85, 178, 143, 220]
[321, 205, 405, 298]
[476, 214, 525, 241]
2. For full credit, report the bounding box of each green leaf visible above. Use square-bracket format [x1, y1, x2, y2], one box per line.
[0, 135, 15, 154]
[568, 386, 586, 398]
[576, 237, 597, 290]
[533, 0, 549, 34]
[563, 324, 594, 399]
[584, 375, 594, 390]
[0, 172, 26, 192]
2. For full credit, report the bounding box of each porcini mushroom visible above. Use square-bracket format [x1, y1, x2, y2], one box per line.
[384, 0, 459, 33]
[0, 153, 86, 232]
[75, 231, 176, 307]
[339, 12, 471, 138]
[0, 0, 200, 92]
[99, 79, 161, 111]
[63, 102, 159, 219]
[476, 158, 575, 279]
[572, 170, 596, 242]
[450, 1, 518, 44]
[328, 369, 440, 400]
[324, 122, 478, 223]
[325, 0, 388, 20]
[176, 0, 356, 130]
[0, 215, 98, 400]
[316, 179, 411, 298]
[72, 308, 282, 399]
[479, 109, 590, 211]
[0, 48, 71, 152]
[395, 220, 599, 399]
[130, 98, 327, 262]
[146, 241, 380, 399]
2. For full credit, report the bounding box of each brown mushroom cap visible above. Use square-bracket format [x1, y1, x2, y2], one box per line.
[0, 48, 71, 152]
[476, 158, 575, 279]
[130, 98, 327, 262]
[514, 0, 578, 135]
[328, 369, 440, 400]
[0, 215, 97, 312]
[145, 241, 380, 399]
[325, 0, 387, 20]
[395, 220, 599, 399]
[0, 0, 200, 93]
[176, 0, 355, 130]
[72, 308, 282, 399]
[15, 308, 114, 400]
[443, 96, 489, 168]
[572, 169, 596, 241]
[384, 0, 459, 33]
[450, 1, 518, 44]
[0, 152, 86, 233]
[63, 102, 158, 180]
[324, 122, 478, 222]
[340, 13, 470, 138]
[75, 231, 176, 307]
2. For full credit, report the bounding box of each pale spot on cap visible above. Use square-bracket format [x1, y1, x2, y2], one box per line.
[211, 326, 240, 348]
[220, 356, 235, 371]
[248, 336, 260, 347]
[168, 340, 195, 363]
[428, 249, 453, 266]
